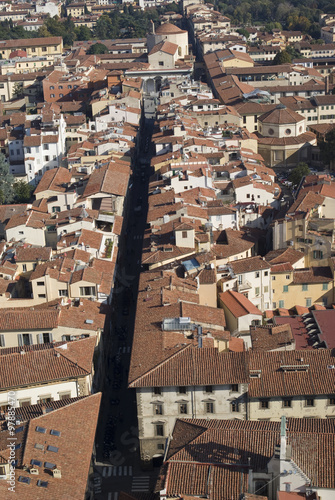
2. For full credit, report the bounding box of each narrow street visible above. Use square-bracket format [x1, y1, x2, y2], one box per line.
[92, 111, 156, 499]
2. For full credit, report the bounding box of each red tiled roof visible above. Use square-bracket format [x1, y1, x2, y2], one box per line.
[219, 290, 262, 318]
[0, 337, 96, 390]
[0, 393, 101, 500]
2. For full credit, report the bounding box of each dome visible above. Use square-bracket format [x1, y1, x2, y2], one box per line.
[258, 105, 304, 125]
[155, 23, 185, 34]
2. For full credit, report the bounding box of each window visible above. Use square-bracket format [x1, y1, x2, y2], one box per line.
[306, 298, 312, 307]
[50, 86, 54, 90]
[231, 401, 239, 412]
[19, 333, 32, 346]
[179, 403, 188, 414]
[255, 271, 260, 278]
[154, 404, 163, 415]
[302, 284, 308, 291]
[159, 61, 164, 66]
[328, 396, 335, 406]
[283, 398, 292, 408]
[205, 385, 213, 393]
[42, 333, 52, 344]
[157, 443, 164, 451]
[272, 276, 276, 281]
[279, 300, 284, 308]
[255, 287, 260, 296]
[37, 281, 44, 286]
[38, 396, 53, 404]
[182, 231, 187, 238]
[59, 392, 71, 400]
[58, 289, 68, 297]
[322, 283, 328, 291]
[43, 144, 49, 150]
[79, 286, 96, 296]
[264, 271, 268, 276]
[59, 94, 63, 98]
[231, 384, 238, 392]
[206, 402, 214, 413]
[155, 424, 164, 436]
[260, 400, 269, 409]
[58, 85, 63, 90]
[38, 294, 46, 299]
[153, 387, 161, 395]
[283, 285, 288, 293]
[50, 94, 55, 98]
[264, 286, 269, 293]
[305, 397, 314, 407]
[44, 155, 49, 161]
[286, 275, 290, 280]
[178, 386, 187, 394]
[19, 398, 31, 407]
[313, 250, 323, 259]
[42, 47, 47, 52]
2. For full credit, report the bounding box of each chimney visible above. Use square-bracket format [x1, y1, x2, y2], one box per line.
[325, 75, 330, 95]
[151, 19, 155, 35]
[41, 404, 47, 415]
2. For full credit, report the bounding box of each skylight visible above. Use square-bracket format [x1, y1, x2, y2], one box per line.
[37, 480, 48, 488]
[44, 462, 56, 470]
[50, 429, 61, 437]
[35, 426, 46, 434]
[15, 426, 24, 434]
[47, 445, 58, 453]
[34, 444, 44, 450]
[31, 459, 42, 467]
[18, 476, 31, 485]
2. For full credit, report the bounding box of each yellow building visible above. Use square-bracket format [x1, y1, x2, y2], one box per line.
[271, 264, 334, 310]
[0, 37, 63, 59]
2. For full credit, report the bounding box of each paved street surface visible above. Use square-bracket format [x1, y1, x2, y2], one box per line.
[92, 114, 158, 499]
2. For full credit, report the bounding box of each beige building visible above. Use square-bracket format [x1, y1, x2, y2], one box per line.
[257, 104, 317, 167]
[147, 23, 189, 59]
[0, 37, 63, 59]
[248, 349, 335, 421]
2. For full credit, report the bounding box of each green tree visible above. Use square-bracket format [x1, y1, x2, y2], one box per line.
[13, 180, 33, 203]
[236, 28, 250, 39]
[87, 42, 109, 54]
[13, 82, 24, 98]
[273, 50, 292, 65]
[319, 129, 335, 169]
[0, 154, 14, 203]
[37, 24, 51, 37]
[75, 25, 93, 41]
[289, 162, 310, 186]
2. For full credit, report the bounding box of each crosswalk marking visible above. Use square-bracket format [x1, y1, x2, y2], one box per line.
[129, 465, 132, 476]
[132, 476, 150, 492]
[108, 494, 119, 500]
[107, 466, 112, 477]
[127, 346, 131, 354]
[118, 466, 122, 476]
[102, 467, 107, 477]
[113, 466, 117, 476]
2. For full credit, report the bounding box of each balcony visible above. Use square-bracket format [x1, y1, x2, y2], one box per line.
[237, 280, 253, 292]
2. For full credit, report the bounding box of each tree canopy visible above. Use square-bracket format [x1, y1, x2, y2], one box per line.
[273, 50, 292, 65]
[13, 180, 34, 203]
[87, 42, 109, 54]
[0, 154, 14, 204]
[289, 162, 311, 186]
[319, 129, 335, 169]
